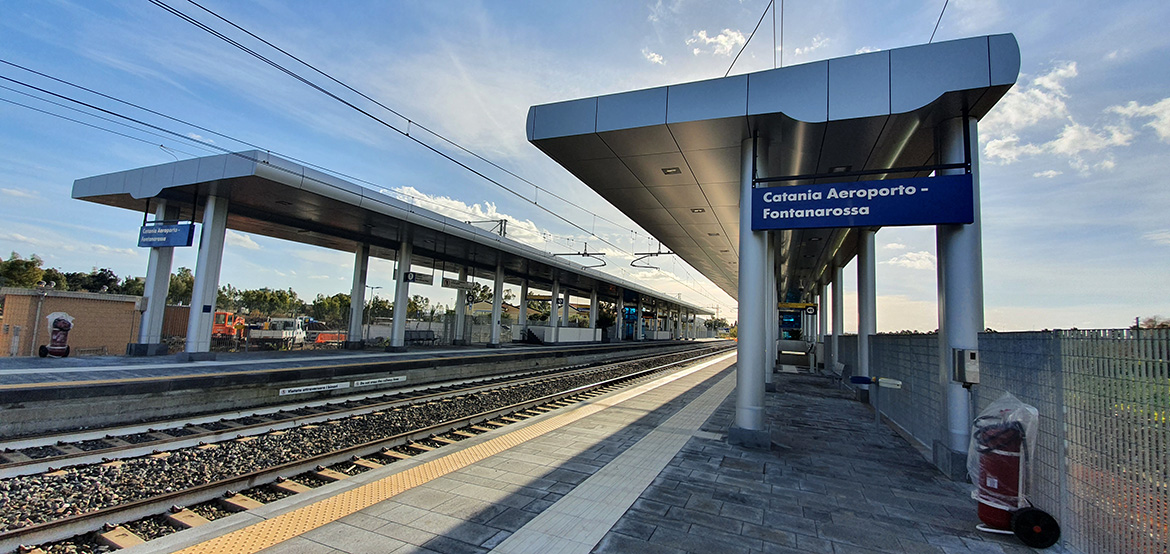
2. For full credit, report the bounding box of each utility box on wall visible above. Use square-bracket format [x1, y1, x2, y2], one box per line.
[954, 349, 980, 384]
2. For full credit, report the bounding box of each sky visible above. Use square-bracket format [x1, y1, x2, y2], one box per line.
[1, 0, 1168, 332]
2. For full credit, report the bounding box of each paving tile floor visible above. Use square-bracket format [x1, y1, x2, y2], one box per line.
[147, 359, 1045, 554]
[594, 371, 1042, 554]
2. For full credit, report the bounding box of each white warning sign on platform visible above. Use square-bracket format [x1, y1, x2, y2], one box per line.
[279, 382, 350, 396]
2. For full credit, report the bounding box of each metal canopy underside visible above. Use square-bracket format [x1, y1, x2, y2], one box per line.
[71, 151, 711, 315]
[527, 34, 1020, 301]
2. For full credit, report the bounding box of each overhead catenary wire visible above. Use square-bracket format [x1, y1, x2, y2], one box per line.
[0, 63, 725, 308]
[725, 0, 775, 78]
[150, 0, 728, 308]
[929, 0, 950, 43]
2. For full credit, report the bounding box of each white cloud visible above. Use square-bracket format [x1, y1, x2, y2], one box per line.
[1032, 169, 1063, 178]
[1109, 97, 1170, 142]
[854, 46, 879, 54]
[984, 134, 1043, 164]
[883, 242, 907, 250]
[185, 132, 214, 144]
[883, 251, 936, 271]
[1, 188, 38, 199]
[1144, 230, 1170, 246]
[641, 48, 665, 65]
[0, 231, 137, 258]
[981, 62, 1076, 135]
[226, 230, 260, 250]
[686, 29, 746, 56]
[793, 34, 829, 57]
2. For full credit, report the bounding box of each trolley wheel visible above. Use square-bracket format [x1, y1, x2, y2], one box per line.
[38, 345, 48, 357]
[1011, 507, 1060, 548]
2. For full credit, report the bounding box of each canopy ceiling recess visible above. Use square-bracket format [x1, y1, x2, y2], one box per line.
[526, 34, 1020, 302]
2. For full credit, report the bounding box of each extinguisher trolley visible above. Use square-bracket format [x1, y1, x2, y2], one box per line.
[968, 392, 1061, 548]
[39, 311, 75, 358]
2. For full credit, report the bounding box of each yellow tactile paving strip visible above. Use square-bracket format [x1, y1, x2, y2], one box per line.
[175, 352, 736, 554]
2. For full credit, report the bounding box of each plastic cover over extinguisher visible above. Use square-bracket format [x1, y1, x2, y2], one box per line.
[967, 392, 1039, 509]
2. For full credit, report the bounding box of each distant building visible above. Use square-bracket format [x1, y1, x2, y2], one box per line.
[0, 287, 143, 357]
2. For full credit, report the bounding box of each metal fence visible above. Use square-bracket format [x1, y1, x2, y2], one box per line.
[864, 329, 1169, 553]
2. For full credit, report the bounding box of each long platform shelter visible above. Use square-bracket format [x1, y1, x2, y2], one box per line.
[527, 34, 1020, 473]
[71, 151, 711, 357]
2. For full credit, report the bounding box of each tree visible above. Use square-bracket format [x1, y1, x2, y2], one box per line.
[239, 287, 302, 318]
[217, 284, 241, 312]
[367, 296, 392, 320]
[705, 317, 729, 331]
[117, 276, 145, 296]
[41, 268, 68, 290]
[168, 268, 194, 305]
[1135, 316, 1170, 329]
[597, 301, 616, 329]
[466, 283, 493, 304]
[0, 252, 44, 288]
[527, 300, 550, 322]
[407, 294, 429, 318]
[309, 293, 350, 328]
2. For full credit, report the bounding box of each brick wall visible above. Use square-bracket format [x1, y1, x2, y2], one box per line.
[0, 288, 142, 357]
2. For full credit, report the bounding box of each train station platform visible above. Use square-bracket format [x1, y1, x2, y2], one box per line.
[129, 353, 1037, 554]
[0, 341, 712, 438]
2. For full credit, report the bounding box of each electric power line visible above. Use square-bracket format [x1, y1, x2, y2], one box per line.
[150, 0, 727, 307]
[929, 0, 950, 43]
[726, 0, 775, 78]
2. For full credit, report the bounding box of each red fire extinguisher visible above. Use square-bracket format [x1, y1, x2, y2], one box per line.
[969, 393, 1060, 548]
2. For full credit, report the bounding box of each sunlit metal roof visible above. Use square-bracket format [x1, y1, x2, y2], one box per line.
[72, 151, 712, 315]
[527, 34, 1020, 300]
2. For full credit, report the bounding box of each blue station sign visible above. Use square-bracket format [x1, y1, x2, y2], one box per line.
[751, 173, 974, 231]
[138, 222, 195, 248]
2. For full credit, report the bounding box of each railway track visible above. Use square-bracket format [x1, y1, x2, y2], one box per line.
[0, 344, 733, 553]
[0, 343, 715, 477]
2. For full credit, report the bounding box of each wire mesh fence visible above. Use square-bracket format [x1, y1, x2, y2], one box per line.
[870, 329, 1169, 553]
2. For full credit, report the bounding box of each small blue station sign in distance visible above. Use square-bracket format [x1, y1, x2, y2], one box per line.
[138, 222, 195, 247]
[751, 174, 974, 231]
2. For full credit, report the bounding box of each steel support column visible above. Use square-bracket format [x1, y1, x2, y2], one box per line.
[454, 266, 469, 345]
[831, 265, 843, 373]
[588, 289, 598, 329]
[614, 290, 624, 342]
[857, 229, 877, 397]
[132, 200, 178, 356]
[636, 297, 644, 341]
[937, 116, 982, 458]
[730, 136, 769, 448]
[184, 193, 229, 355]
[389, 235, 413, 351]
[518, 278, 528, 336]
[488, 259, 504, 348]
[346, 242, 370, 349]
[550, 278, 560, 344]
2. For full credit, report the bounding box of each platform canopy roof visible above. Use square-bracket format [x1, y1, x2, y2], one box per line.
[72, 151, 712, 316]
[527, 34, 1020, 301]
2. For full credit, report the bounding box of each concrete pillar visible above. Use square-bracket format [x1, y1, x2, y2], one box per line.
[518, 279, 529, 333]
[831, 265, 843, 373]
[561, 289, 571, 327]
[614, 290, 624, 342]
[764, 242, 776, 389]
[453, 266, 469, 345]
[588, 289, 598, 328]
[636, 297, 644, 341]
[857, 229, 877, 395]
[730, 136, 769, 448]
[346, 242, 370, 349]
[389, 234, 413, 351]
[132, 201, 178, 355]
[488, 259, 504, 347]
[184, 193, 229, 355]
[550, 277, 560, 344]
[819, 282, 829, 346]
[937, 116, 982, 460]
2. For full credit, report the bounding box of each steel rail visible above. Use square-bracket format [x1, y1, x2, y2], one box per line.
[0, 346, 733, 552]
[1, 344, 714, 476]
